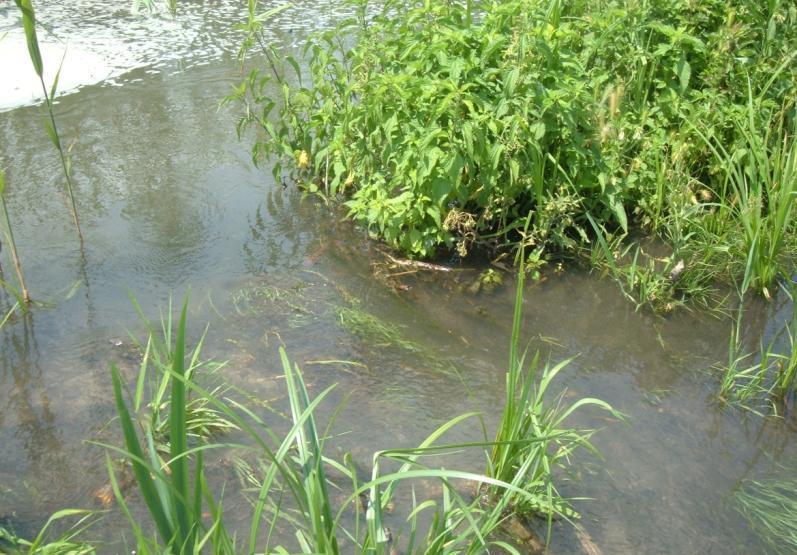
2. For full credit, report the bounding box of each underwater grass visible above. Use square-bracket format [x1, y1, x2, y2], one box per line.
[736, 478, 797, 554]
[0, 509, 97, 555]
[335, 305, 423, 354]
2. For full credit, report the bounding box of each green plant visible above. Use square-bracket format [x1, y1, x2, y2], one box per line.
[717, 299, 771, 413]
[14, 0, 82, 241]
[102, 281, 619, 553]
[718, 281, 797, 415]
[230, 0, 797, 310]
[225, 342, 541, 554]
[687, 89, 797, 298]
[231, 0, 609, 258]
[0, 509, 97, 554]
[586, 214, 710, 312]
[736, 478, 797, 554]
[487, 248, 620, 537]
[126, 297, 237, 454]
[107, 299, 214, 553]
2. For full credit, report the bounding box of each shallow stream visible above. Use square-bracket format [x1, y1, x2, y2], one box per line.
[1, 2, 796, 553]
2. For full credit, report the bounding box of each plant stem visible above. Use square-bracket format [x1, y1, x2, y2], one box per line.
[38, 76, 83, 242]
[0, 173, 30, 303]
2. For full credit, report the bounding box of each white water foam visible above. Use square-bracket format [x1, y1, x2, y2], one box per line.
[0, 30, 135, 111]
[0, 0, 352, 112]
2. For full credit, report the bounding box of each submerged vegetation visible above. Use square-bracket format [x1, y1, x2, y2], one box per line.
[736, 478, 797, 555]
[232, 0, 797, 307]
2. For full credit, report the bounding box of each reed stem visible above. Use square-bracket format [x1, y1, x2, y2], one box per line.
[0, 171, 30, 303]
[38, 76, 83, 242]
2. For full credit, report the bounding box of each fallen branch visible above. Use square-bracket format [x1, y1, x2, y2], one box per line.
[380, 251, 457, 272]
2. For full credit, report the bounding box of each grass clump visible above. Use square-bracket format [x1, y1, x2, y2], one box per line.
[0, 509, 96, 555]
[487, 252, 621, 532]
[718, 282, 797, 414]
[736, 478, 797, 554]
[105, 298, 533, 553]
[96, 277, 618, 552]
[130, 299, 237, 454]
[231, 0, 797, 306]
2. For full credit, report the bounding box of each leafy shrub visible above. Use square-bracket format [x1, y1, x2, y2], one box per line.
[232, 0, 797, 297]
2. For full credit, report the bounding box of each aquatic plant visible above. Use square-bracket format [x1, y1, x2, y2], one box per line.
[717, 302, 771, 413]
[687, 88, 797, 298]
[736, 478, 797, 554]
[102, 281, 620, 553]
[335, 304, 423, 354]
[129, 298, 237, 454]
[14, 0, 83, 241]
[0, 509, 97, 554]
[106, 300, 507, 552]
[718, 281, 797, 415]
[106, 298, 229, 553]
[487, 250, 620, 537]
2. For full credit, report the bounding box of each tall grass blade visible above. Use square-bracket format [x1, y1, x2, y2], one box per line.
[111, 363, 174, 545]
[169, 298, 192, 551]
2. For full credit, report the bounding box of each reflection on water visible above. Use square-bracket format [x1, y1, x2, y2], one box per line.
[1, 1, 796, 553]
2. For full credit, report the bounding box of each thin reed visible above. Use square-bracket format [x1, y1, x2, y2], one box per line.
[14, 0, 83, 240]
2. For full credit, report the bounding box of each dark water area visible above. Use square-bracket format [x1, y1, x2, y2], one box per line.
[1, 1, 796, 553]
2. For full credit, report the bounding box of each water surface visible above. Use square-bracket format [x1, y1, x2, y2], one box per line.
[1, 2, 795, 553]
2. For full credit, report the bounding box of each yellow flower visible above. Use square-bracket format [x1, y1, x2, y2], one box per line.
[297, 150, 310, 170]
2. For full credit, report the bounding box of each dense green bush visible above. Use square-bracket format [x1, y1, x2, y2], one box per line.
[232, 0, 796, 297]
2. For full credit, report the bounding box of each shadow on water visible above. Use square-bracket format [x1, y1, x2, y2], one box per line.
[0, 313, 65, 534]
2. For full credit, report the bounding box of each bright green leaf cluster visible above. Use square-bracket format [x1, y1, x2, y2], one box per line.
[233, 0, 796, 297]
